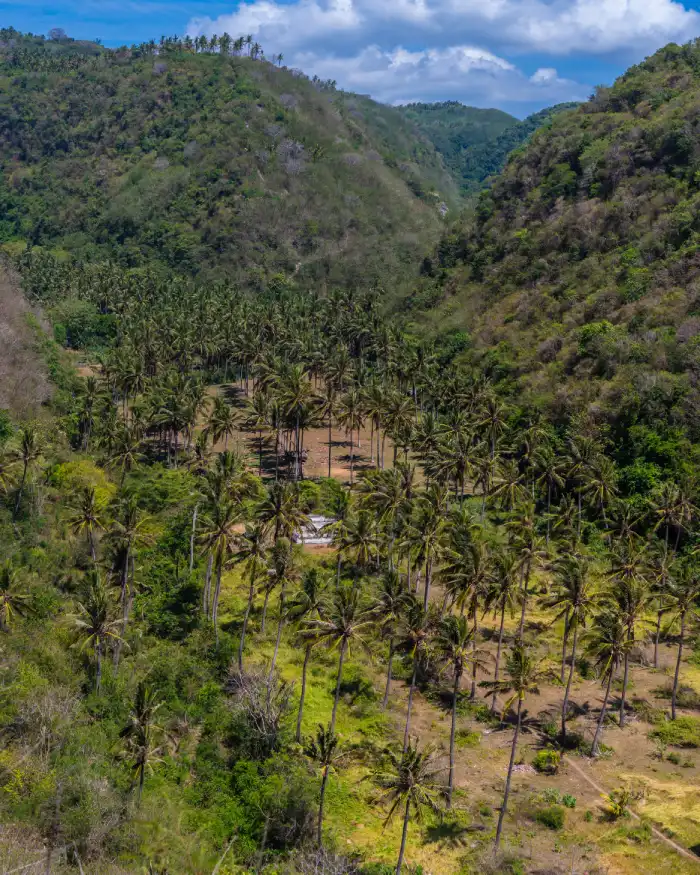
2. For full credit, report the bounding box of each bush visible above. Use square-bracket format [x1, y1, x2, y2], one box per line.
[532, 749, 561, 774]
[535, 805, 565, 830]
[651, 716, 700, 748]
[562, 794, 577, 809]
[455, 729, 481, 748]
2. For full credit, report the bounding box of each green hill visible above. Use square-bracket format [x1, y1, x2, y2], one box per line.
[398, 101, 578, 194]
[407, 40, 700, 443]
[0, 34, 456, 292]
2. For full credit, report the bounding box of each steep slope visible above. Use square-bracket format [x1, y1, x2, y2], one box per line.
[409, 40, 700, 444]
[397, 102, 517, 192]
[399, 101, 578, 194]
[0, 36, 454, 293]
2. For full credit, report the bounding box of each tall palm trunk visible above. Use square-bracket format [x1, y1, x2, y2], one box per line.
[470, 606, 478, 700]
[494, 697, 522, 852]
[268, 582, 287, 688]
[13, 461, 28, 521]
[448, 665, 461, 808]
[317, 763, 330, 847]
[396, 795, 411, 875]
[492, 604, 506, 713]
[330, 637, 348, 734]
[672, 611, 686, 721]
[189, 504, 199, 574]
[95, 639, 103, 693]
[518, 560, 531, 641]
[296, 644, 312, 742]
[212, 557, 223, 643]
[560, 610, 570, 684]
[403, 661, 418, 752]
[328, 413, 333, 479]
[261, 587, 271, 635]
[349, 430, 355, 486]
[654, 607, 664, 669]
[383, 639, 395, 709]
[203, 553, 213, 618]
[113, 545, 131, 670]
[619, 638, 631, 727]
[561, 620, 579, 737]
[238, 564, 257, 672]
[422, 554, 432, 610]
[592, 669, 614, 756]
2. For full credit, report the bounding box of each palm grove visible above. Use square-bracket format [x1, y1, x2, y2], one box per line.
[1, 246, 699, 873]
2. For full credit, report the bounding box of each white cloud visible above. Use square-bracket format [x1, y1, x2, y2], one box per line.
[187, 0, 700, 107]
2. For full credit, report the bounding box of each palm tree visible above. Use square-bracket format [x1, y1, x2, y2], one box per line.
[544, 554, 599, 737]
[302, 583, 374, 733]
[337, 387, 365, 485]
[484, 550, 520, 713]
[436, 615, 479, 807]
[397, 599, 433, 751]
[374, 571, 411, 709]
[107, 495, 152, 668]
[586, 610, 630, 756]
[582, 456, 618, 524]
[234, 523, 268, 672]
[534, 446, 565, 546]
[0, 562, 32, 631]
[205, 396, 238, 451]
[199, 496, 242, 639]
[608, 547, 650, 727]
[480, 644, 552, 851]
[12, 424, 41, 519]
[109, 424, 145, 485]
[666, 565, 700, 720]
[267, 538, 297, 687]
[373, 741, 443, 875]
[257, 481, 310, 544]
[306, 723, 342, 846]
[68, 486, 107, 562]
[119, 682, 164, 803]
[73, 573, 124, 692]
[288, 569, 326, 741]
[404, 484, 447, 609]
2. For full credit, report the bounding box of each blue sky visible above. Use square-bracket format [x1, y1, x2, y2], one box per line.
[4, 0, 700, 116]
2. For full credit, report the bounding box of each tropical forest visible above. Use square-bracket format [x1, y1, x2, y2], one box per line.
[3, 23, 700, 875]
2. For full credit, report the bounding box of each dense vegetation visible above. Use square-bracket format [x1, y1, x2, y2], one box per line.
[399, 102, 578, 194]
[0, 30, 455, 293]
[3, 27, 700, 875]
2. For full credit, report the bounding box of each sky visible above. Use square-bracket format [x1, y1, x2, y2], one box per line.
[4, 0, 700, 117]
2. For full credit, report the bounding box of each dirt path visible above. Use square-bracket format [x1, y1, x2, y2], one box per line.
[562, 755, 700, 865]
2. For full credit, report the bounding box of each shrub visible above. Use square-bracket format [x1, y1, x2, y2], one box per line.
[651, 716, 700, 748]
[455, 729, 481, 748]
[532, 749, 561, 774]
[667, 752, 681, 765]
[535, 805, 565, 830]
[562, 794, 577, 809]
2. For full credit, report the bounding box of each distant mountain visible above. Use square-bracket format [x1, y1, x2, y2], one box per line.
[0, 32, 457, 294]
[398, 100, 579, 194]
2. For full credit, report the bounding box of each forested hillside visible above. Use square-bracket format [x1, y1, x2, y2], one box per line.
[0, 31, 455, 292]
[399, 101, 578, 194]
[411, 40, 700, 466]
[5, 27, 700, 875]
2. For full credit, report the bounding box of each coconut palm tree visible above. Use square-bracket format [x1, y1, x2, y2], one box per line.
[119, 682, 164, 803]
[266, 538, 298, 688]
[436, 614, 482, 807]
[68, 486, 108, 562]
[0, 562, 32, 631]
[107, 495, 152, 668]
[607, 546, 651, 727]
[373, 571, 411, 709]
[337, 387, 365, 486]
[301, 583, 375, 733]
[480, 644, 553, 851]
[586, 610, 631, 756]
[666, 565, 700, 720]
[73, 573, 125, 692]
[234, 523, 269, 672]
[483, 549, 520, 713]
[199, 496, 242, 638]
[543, 553, 599, 737]
[305, 723, 342, 846]
[397, 598, 433, 751]
[257, 481, 310, 544]
[288, 569, 326, 741]
[205, 396, 239, 451]
[12, 424, 41, 520]
[373, 740, 443, 875]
